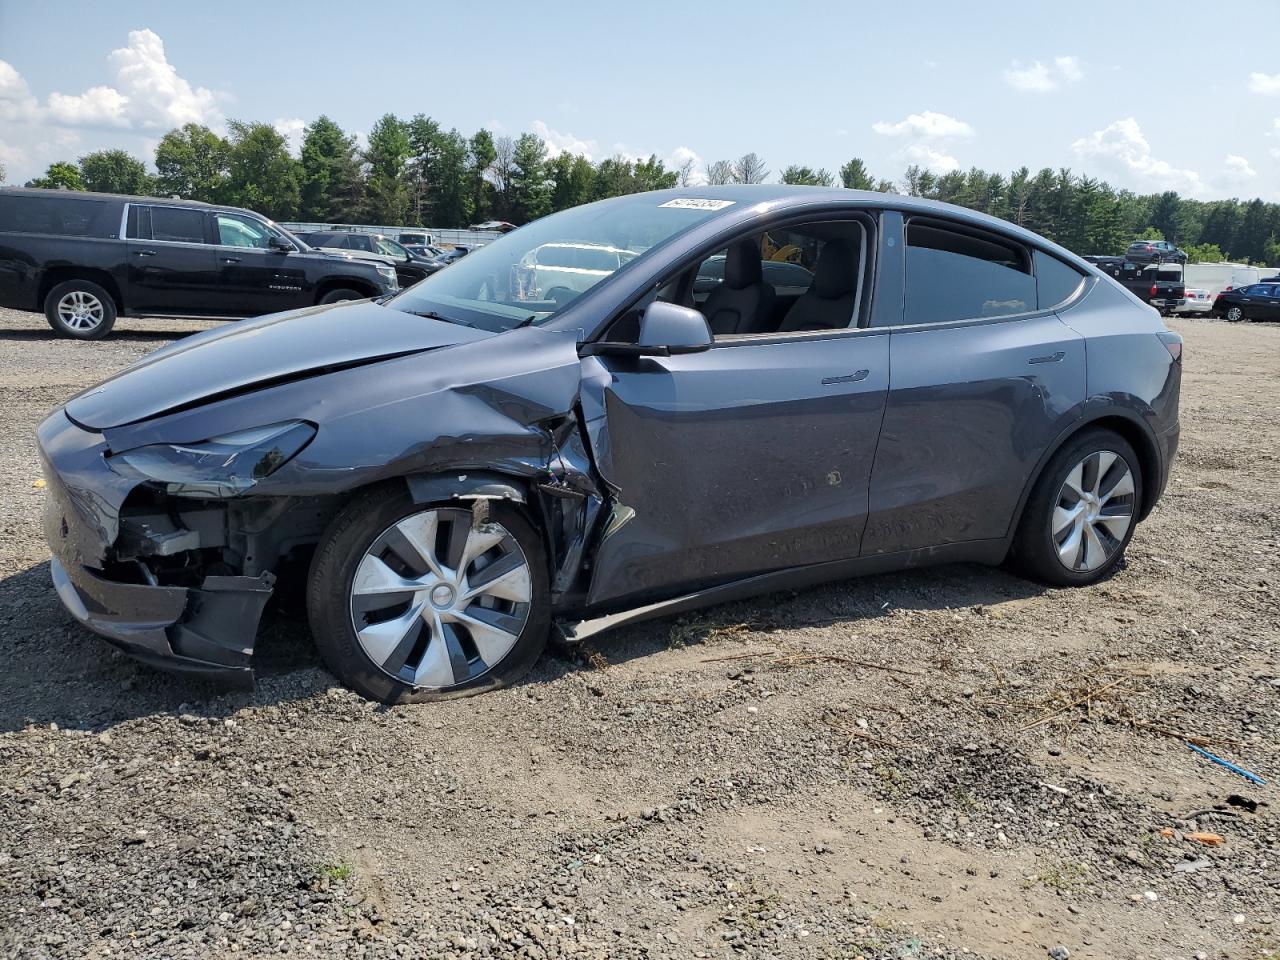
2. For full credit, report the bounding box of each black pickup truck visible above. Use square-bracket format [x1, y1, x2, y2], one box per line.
[1083, 256, 1186, 313]
[0, 188, 398, 340]
[1085, 256, 1182, 312]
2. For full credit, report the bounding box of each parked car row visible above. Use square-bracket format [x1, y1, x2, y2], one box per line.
[1213, 282, 1280, 322]
[0, 189, 485, 340]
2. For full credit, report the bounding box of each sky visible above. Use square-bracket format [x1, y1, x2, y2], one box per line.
[2, 0, 1279, 201]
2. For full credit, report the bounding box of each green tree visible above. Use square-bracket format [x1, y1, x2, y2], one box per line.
[78, 149, 151, 194]
[430, 128, 473, 227]
[26, 160, 86, 190]
[839, 157, 893, 192]
[509, 132, 551, 223]
[548, 153, 594, 212]
[467, 129, 497, 224]
[632, 154, 678, 192]
[154, 123, 230, 201]
[223, 121, 301, 219]
[779, 165, 834, 186]
[299, 115, 363, 222]
[1181, 242, 1226, 264]
[363, 114, 412, 224]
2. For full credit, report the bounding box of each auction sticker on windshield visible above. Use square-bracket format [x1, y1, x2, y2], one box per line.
[659, 198, 735, 210]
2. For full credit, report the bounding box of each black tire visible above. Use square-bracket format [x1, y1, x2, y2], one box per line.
[1009, 428, 1143, 587]
[1225, 306, 1244, 323]
[319, 288, 366, 305]
[43, 279, 117, 340]
[307, 485, 550, 703]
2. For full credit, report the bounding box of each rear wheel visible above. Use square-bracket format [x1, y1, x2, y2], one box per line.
[307, 486, 549, 703]
[1010, 429, 1142, 587]
[1225, 305, 1244, 322]
[319, 288, 366, 305]
[44, 280, 117, 340]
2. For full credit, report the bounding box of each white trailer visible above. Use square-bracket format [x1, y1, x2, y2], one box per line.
[1183, 263, 1263, 299]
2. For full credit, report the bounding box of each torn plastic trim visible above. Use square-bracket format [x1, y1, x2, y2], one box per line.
[405, 470, 528, 505]
[50, 556, 272, 686]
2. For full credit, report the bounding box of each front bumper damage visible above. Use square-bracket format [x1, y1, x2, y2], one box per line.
[39, 411, 277, 686]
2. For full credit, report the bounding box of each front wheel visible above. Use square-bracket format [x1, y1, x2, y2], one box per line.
[307, 486, 550, 703]
[319, 288, 366, 305]
[1225, 306, 1244, 322]
[1009, 429, 1143, 587]
[44, 280, 117, 340]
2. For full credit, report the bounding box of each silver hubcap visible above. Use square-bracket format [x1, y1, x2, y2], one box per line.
[1227, 307, 1242, 321]
[56, 291, 105, 331]
[1052, 450, 1135, 572]
[349, 508, 532, 689]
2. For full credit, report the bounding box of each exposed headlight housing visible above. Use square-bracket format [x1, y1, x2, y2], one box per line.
[108, 421, 316, 498]
[376, 264, 399, 288]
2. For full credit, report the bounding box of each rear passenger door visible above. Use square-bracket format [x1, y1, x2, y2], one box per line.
[862, 214, 1086, 555]
[124, 204, 221, 315]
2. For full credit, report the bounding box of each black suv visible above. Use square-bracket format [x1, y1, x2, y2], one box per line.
[0, 189, 398, 340]
[1124, 239, 1187, 264]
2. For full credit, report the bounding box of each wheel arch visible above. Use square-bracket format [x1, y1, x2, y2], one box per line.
[315, 276, 378, 302]
[1010, 407, 1163, 539]
[38, 267, 125, 314]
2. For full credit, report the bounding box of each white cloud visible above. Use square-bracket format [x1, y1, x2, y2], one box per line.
[274, 117, 306, 156]
[1071, 118, 1204, 194]
[1249, 72, 1280, 95]
[45, 29, 220, 131]
[666, 145, 702, 184]
[872, 110, 973, 139]
[1004, 56, 1084, 92]
[0, 60, 40, 122]
[531, 119, 597, 160]
[1055, 56, 1084, 82]
[904, 143, 959, 174]
[1222, 153, 1256, 180]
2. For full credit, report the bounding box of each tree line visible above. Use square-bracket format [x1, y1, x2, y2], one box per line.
[9, 112, 1280, 264]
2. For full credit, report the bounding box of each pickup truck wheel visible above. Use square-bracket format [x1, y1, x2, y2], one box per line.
[319, 288, 365, 305]
[44, 280, 117, 340]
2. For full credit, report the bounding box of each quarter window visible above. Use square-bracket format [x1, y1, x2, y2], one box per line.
[149, 206, 206, 244]
[903, 219, 1035, 325]
[0, 195, 118, 238]
[1034, 250, 1085, 309]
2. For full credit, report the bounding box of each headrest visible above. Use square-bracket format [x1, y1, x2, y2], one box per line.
[723, 240, 763, 289]
[812, 239, 857, 299]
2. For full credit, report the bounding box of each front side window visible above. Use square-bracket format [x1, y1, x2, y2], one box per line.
[389, 194, 729, 331]
[216, 213, 273, 249]
[688, 221, 864, 338]
[149, 206, 206, 244]
[373, 237, 408, 258]
[902, 219, 1034, 326]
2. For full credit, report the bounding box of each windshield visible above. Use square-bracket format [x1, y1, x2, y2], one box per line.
[387, 195, 728, 331]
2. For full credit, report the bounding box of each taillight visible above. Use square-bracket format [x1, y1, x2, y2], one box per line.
[1158, 331, 1182, 362]
[1150, 284, 1159, 297]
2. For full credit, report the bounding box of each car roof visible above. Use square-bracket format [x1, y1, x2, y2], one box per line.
[585, 184, 1097, 271]
[0, 186, 270, 220]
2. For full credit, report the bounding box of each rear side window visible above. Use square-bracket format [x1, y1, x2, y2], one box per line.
[1034, 250, 1085, 309]
[0, 194, 119, 238]
[148, 206, 206, 244]
[903, 219, 1035, 325]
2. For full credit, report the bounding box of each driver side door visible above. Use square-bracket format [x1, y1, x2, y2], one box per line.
[212, 212, 309, 315]
[578, 214, 889, 609]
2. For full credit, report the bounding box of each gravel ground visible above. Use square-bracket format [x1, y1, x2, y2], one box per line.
[0, 307, 1276, 960]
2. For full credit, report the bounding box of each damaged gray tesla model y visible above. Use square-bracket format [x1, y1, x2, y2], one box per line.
[38, 186, 1182, 702]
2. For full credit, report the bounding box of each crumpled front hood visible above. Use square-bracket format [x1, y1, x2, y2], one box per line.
[64, 301, 493, 430]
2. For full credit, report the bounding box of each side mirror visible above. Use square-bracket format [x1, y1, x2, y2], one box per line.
[581, 301, 712, 358]
[270, 236, 294, 253]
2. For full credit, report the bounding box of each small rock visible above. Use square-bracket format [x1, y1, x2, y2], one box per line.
[1048, 946, 1069, 960]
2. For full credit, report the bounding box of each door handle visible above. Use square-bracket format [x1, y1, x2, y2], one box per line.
[221, 256, 242, 263]
[821, 369, 870, 385]
[1028, 351, 1066, 364]
[133, 249, 156, 258]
